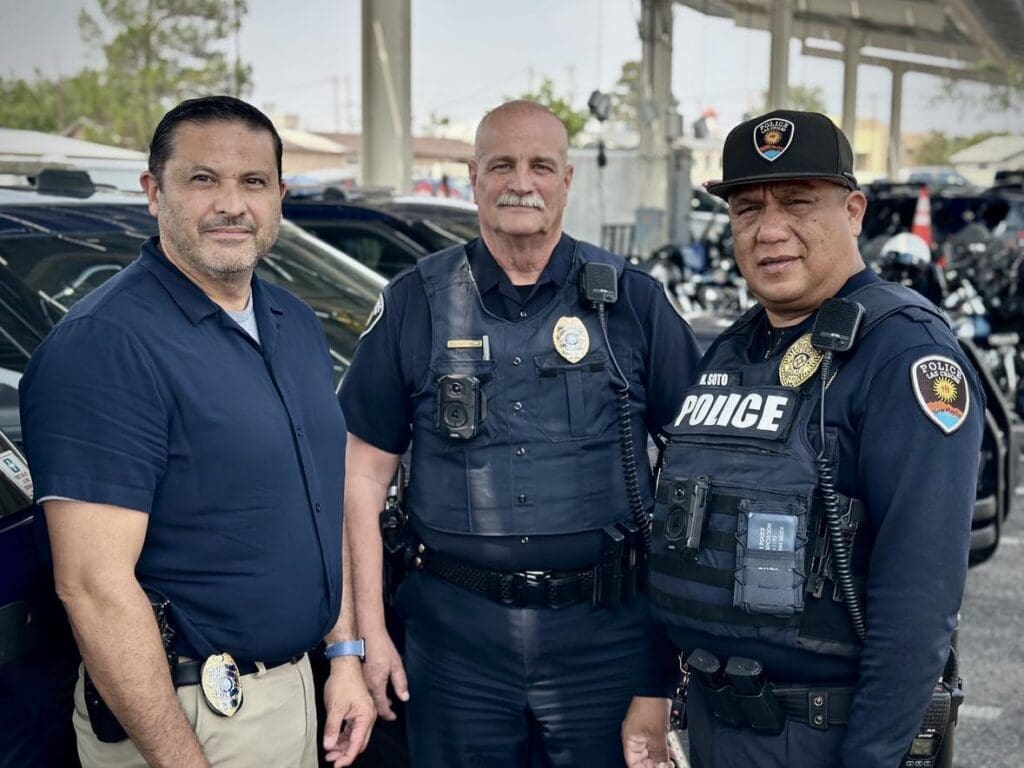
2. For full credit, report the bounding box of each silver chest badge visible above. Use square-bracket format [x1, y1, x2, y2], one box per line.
[552, 316, 589, 363]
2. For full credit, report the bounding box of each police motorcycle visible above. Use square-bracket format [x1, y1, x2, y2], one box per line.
[0, 429, 81, 768]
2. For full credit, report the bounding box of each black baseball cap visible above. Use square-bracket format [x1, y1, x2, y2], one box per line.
[705, 109, 858, 199]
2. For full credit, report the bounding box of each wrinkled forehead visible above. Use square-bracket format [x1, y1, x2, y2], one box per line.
[475, 107, 568, 162]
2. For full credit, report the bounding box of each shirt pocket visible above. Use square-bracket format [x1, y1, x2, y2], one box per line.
[533, 350, 619, 442]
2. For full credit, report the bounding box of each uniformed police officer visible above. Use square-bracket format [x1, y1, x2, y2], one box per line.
[341, 100, 702, 767]
[624, 110, 985, 768]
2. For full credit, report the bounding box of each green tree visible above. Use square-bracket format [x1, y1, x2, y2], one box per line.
[911, 130, 1004, 166]
[77, 0, 251, 148]
[759, 85, 828, 114]
[610, 60, 641, 122]
[510, 77, 589, 145]
[934, 62, 1024, 118]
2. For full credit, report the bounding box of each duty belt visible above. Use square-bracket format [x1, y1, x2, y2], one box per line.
[413, 523, 646, 609]
[693, 674, 853, 731]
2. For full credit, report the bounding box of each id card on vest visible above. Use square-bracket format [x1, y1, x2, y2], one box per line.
[667, 385, 799, 442]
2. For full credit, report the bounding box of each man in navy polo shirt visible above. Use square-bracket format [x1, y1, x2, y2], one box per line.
[341, 100, 702, 767]
[20, 96, 374, 768]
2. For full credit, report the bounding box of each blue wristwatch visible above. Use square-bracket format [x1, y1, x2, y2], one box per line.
[324, 639, 366, 661]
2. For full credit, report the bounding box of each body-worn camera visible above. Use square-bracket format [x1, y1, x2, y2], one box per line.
[436, 374, 487, 440]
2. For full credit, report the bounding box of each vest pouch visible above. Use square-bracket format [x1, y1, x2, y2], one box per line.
[733, 500, 808, 617]
[533, 350, 618, 441]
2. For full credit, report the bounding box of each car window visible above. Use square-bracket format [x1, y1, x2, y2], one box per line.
[298, 221, 423, 278]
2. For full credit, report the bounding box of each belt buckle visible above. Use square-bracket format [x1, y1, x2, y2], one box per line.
[545, 572, 578, 609]
[513, 570, 550, 607]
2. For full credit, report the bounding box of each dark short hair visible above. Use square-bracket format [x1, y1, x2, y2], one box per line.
[148, 95, 283, 183]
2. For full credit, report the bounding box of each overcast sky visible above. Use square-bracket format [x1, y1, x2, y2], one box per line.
[3, 0, 1022, 138]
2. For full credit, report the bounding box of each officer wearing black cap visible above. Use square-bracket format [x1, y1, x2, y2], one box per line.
[624, 110, 985, 768]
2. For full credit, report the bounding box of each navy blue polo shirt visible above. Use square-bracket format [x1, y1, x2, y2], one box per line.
[20, 238, 346, 663]
[340, 233, 701, 570]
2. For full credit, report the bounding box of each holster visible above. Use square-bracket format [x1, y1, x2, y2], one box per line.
[380, 482, 409, 606]
[84, 594, 177, 743]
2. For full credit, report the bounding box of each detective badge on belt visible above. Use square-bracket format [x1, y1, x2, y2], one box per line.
[201, 653, 243, 716]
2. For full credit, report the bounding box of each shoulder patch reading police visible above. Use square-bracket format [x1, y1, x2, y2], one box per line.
[753, 117, 795, 162]
[360, 292, 385, 339]
[910, 355, 970, 435]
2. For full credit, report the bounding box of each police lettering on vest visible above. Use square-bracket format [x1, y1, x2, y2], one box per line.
[672, 387, 797, 438]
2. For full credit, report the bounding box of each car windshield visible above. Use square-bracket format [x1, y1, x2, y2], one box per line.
[0, 211, 383, 381]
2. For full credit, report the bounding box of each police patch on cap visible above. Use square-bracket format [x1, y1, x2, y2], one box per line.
[754, 118, 795, 162]
[910, 355, 970, 435]
[360, 292, 384, 339]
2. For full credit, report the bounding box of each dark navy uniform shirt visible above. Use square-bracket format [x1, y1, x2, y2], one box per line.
[667, 268, 985, 767]
[340, 234, 701, 570]
[20, 238, 347, 663]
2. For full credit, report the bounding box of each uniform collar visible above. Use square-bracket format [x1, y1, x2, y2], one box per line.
[836, 266, 881, 297]
[468, 233, 575, 296]
[137, 237, 284, 325]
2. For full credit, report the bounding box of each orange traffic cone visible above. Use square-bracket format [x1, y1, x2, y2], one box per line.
[911, 185, 933, 247]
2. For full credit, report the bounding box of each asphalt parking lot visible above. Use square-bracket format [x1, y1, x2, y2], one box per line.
[954, 491, 1024, 768]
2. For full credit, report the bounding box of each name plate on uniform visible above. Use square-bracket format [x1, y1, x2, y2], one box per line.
[667, 386, 798, 441]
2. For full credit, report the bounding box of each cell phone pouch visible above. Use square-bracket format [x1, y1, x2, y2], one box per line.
[733, 501, 808, 617]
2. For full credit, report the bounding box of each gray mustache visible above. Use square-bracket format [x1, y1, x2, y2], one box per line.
[496, 193, 545, 210]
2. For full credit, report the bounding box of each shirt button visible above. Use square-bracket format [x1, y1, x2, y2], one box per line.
[517, 493, 527, 504]
[516, 447, 526, 456]
[513, 401, 523, 412]
[518, 310, 527, 318]
[521, 536, 529, 544]
[315, 503, 321, 513]
[512, 356, 522, 366]
[295, 427, 304, 438]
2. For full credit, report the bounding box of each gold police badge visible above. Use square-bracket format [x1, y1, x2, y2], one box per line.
[200, 653, 243, 717]
[552, 316, 589, 363]
[778, 334, 823, 387]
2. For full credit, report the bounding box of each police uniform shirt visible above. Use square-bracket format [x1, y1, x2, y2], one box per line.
[667, 267, 985, 767]
[340, 234, 702, 571]
[20, 239, 346, 664]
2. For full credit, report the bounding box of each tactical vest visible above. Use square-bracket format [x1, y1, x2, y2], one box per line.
[650, 282, 946, 658]
[406, 242, 652, 536]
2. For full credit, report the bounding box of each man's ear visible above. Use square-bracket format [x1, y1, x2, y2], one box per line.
[845, 189, 867, 238]
[140, 172, 160, 218]
[563, 162, 574, 192]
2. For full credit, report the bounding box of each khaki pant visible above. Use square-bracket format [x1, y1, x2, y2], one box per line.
[73, 655, 318, 768]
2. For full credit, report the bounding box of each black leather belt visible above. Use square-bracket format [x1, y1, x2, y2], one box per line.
[417, 546, 598, 609]
[772, 685, 854, 729]
[172, 654, 303, 688]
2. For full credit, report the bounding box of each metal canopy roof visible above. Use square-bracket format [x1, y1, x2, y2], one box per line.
[676, 0, 1024, 72]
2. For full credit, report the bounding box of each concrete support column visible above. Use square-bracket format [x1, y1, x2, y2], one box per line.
[887, 65, 905, 179]
[361, 0, 412, 193]
[841, 27, 863, 145]
[767, 0, 793, 110]
[637, 0, 674, 248]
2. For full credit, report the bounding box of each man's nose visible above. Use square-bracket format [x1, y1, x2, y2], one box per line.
[509, 164, 535, 194]
[213, 181, 246, 217]
[756, 203, 790, 242]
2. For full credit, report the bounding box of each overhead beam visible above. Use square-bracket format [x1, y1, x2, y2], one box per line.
[888, 64, 905, 178]
[943, 0, 1010, 68]
[802, 42, 1008, 84]
[842, 28, 863, 143]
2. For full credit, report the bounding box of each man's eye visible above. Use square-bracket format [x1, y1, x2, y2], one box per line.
[192, 175, 212, 184]
[492, 163, 511, 171]
[245, 177, 267, 187]
[533, 164, 553, 173]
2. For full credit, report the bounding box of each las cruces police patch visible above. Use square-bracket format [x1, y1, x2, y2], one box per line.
[910, 355, 969, 435]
